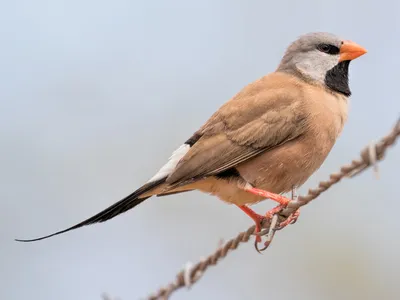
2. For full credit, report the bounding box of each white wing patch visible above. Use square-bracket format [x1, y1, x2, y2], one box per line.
[148, 144, 190, 182]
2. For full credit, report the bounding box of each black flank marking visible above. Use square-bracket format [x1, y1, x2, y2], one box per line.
[325, 60, 351, 97]
[215, 167, 242, 181]
[185, 132, 202, 147]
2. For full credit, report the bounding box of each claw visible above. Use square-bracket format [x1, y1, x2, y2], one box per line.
[254, 240, 265, 253]
[255, 214, 279, 252]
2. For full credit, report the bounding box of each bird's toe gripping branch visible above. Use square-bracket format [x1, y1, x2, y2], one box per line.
[239, 187, 301, 252]
[276, 208, 300, 230]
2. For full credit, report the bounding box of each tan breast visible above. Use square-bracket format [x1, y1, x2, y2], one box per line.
[236, 85, 348, 196]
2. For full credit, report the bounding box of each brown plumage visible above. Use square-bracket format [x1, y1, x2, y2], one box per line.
[154, 72, 348, 205]
[16, 32, 367, 243]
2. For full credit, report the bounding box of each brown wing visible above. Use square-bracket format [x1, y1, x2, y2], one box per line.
[166, 73, 309, 185]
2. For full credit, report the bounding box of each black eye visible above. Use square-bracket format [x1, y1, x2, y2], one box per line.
[317, 43, 340, 55]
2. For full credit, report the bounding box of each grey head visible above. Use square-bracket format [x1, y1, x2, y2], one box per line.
[277, 32, 367, 97]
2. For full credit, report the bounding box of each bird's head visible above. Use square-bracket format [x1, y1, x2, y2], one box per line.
[277, 32, 367, 97]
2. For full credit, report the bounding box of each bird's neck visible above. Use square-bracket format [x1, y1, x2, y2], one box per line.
[277, 60, 352, 97]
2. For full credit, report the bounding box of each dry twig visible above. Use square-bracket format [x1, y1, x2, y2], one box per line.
[146, 118, 400, 300]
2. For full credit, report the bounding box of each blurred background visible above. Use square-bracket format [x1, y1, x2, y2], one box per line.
[1, 1, 399, 299]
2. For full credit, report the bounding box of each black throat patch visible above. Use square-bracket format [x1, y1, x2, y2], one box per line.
[324, 60, 351, 97]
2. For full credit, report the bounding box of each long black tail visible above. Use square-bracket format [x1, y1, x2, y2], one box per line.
[15, 178, 166, 242]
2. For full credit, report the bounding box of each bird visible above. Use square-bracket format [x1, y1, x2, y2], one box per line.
[16, 32, 367, 249]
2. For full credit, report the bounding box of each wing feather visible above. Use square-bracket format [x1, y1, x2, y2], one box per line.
[166, 73, 308, 185]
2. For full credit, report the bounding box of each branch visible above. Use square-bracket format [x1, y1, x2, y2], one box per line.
[147, 118, 400, 300]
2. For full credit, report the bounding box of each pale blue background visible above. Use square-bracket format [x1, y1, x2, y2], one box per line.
[1, 1, 399, 299]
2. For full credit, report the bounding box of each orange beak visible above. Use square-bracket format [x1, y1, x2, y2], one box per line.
[339, 40, 367, 62]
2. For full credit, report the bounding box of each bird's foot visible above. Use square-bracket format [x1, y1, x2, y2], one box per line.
[276, 209, 301, 230]
[237, 190, 301, 253]
[265, 204, 286, 219]
[245, 186, 300, 229]
[237, 204, 281, 253]
[264, 202, 301, 230]
[252, 206, 300, 252]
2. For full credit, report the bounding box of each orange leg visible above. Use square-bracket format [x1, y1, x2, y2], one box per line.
[244, 186, 300, 231]
[236, 205, 266, 243]
[245, 187, 291, 206]
[237, 186, 301, 251]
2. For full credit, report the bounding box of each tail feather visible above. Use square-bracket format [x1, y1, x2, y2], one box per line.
[15, 178, 166, 242]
